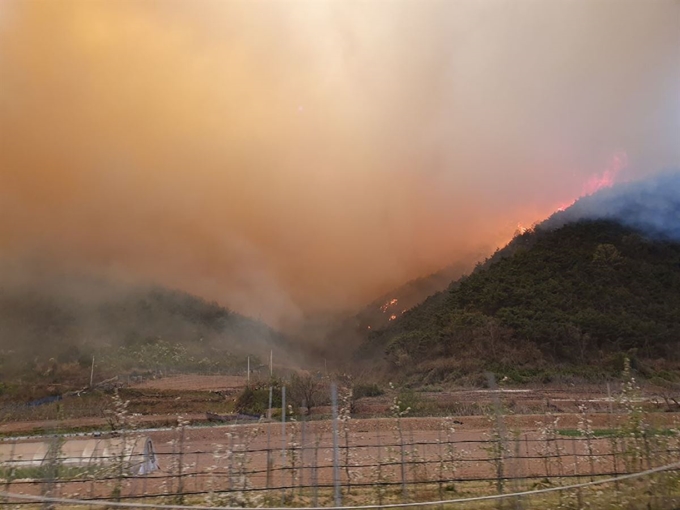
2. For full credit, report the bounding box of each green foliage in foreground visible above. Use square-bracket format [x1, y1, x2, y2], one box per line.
[558, 428, 678, 438]
[353, 383, 385, 399]
[362, 220, 680, 382]
[0, 464, 97, 481]
[235, 381, 283, 416]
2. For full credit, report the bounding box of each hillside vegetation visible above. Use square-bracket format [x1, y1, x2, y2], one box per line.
[360, 219, 680, 384]
[0, 278, 288, 387]
[311, 261, 474, 362]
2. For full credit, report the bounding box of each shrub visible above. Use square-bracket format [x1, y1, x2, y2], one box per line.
[235, 382, 282, 416]
[289, 373, 327, 414]
[354, 383, 384, 399]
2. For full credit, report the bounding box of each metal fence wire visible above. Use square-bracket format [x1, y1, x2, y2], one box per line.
[1, 415, 679, 509]
[2, 375, 680, 509]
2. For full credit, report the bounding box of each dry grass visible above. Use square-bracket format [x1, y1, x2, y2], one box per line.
[131, 375, 247, 391]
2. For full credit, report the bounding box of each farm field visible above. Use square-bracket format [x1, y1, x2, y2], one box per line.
[1, 373, 678, 434]
[1, 374, 679, 509]
[2, 412, 679, 508]
[130, 374, 248, 391]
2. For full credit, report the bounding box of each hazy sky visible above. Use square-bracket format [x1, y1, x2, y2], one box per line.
[1, 0, 678, 327]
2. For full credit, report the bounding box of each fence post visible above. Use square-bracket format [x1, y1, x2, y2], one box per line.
[377, 419, 384, 506]
[312, 432, 320, 507]
[572, 438, 583, 509]
[42, 435, 60, 510]
[266, 386, 273, 491]
[486, 372, 515, 508]
[300, 400, 307, 496]
[606, 381, 621, 495]
[344, 418, 352, 494]
[331, 382, 342, 507]
[409, 423, 417, 498]
[3, 439, 16, 504]
[437, 426, 444, 501]
[228, 432, 234, 492]
[398, 413, 407, 501]
[176, 419, 186, 504]
[194, 452, 200, 492]
[281, 385, 287, 502]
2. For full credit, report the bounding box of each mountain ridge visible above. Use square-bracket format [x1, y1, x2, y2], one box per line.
[357, 172, 680, 383]
[0, 274, 292, 379]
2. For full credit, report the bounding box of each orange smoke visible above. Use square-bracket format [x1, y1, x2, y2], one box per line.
[1, 1, 678, 327]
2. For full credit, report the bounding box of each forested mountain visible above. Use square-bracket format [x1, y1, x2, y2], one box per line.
[359, 173, 680, 383]
[311, 261, 474, 362]
[358, 261, 476, 330]
[0, 275, 288, 377]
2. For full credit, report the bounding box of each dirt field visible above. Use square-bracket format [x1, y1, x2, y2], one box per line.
[130, 374, 247, 391]
[3, 412, 679, 505]
[1, 374, 679, 505]
[1, 375, 676, 436]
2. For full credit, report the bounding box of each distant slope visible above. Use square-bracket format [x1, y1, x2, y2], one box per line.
[316, 261, 474, 362]
[0, 273, 289, 377]
[360, 173, 680, 383]
[359, 261, 475, 330]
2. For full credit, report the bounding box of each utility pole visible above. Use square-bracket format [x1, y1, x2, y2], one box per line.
[269, 350, 273, 378]
[247, 356, 250, 384]
[89, 356, 95, 388]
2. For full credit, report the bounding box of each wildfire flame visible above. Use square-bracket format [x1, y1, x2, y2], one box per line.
[581, 152, 627, 196]
[558, 152, 628, 212]
[517, 152, 628, 233]
[389, 314, 397, 321]
[380, 298, 398, 313]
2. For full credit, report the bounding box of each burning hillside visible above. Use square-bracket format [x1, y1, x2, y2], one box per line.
[358, 171, 680, 383]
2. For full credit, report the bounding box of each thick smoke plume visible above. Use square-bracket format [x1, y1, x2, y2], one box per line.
[545, 171, 680, 240]
[1, 1, 679, 327]
[0, 263, 287, 365]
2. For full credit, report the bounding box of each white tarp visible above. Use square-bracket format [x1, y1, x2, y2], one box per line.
[0, 436, 159, 475]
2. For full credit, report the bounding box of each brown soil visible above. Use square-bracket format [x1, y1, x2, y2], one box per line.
[130, 375, 247, 391]
[2, 377, 678, 505]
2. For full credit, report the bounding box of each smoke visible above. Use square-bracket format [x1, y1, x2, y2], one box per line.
[544, 171, 680, 240]
[0, 261, 287, 364]
[1, 0, 678, 326]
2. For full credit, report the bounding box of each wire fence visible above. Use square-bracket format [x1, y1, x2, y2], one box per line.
[1, 416, 680, 507]
[3, 459, 680, 510]
[1, 375, 680, 509]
